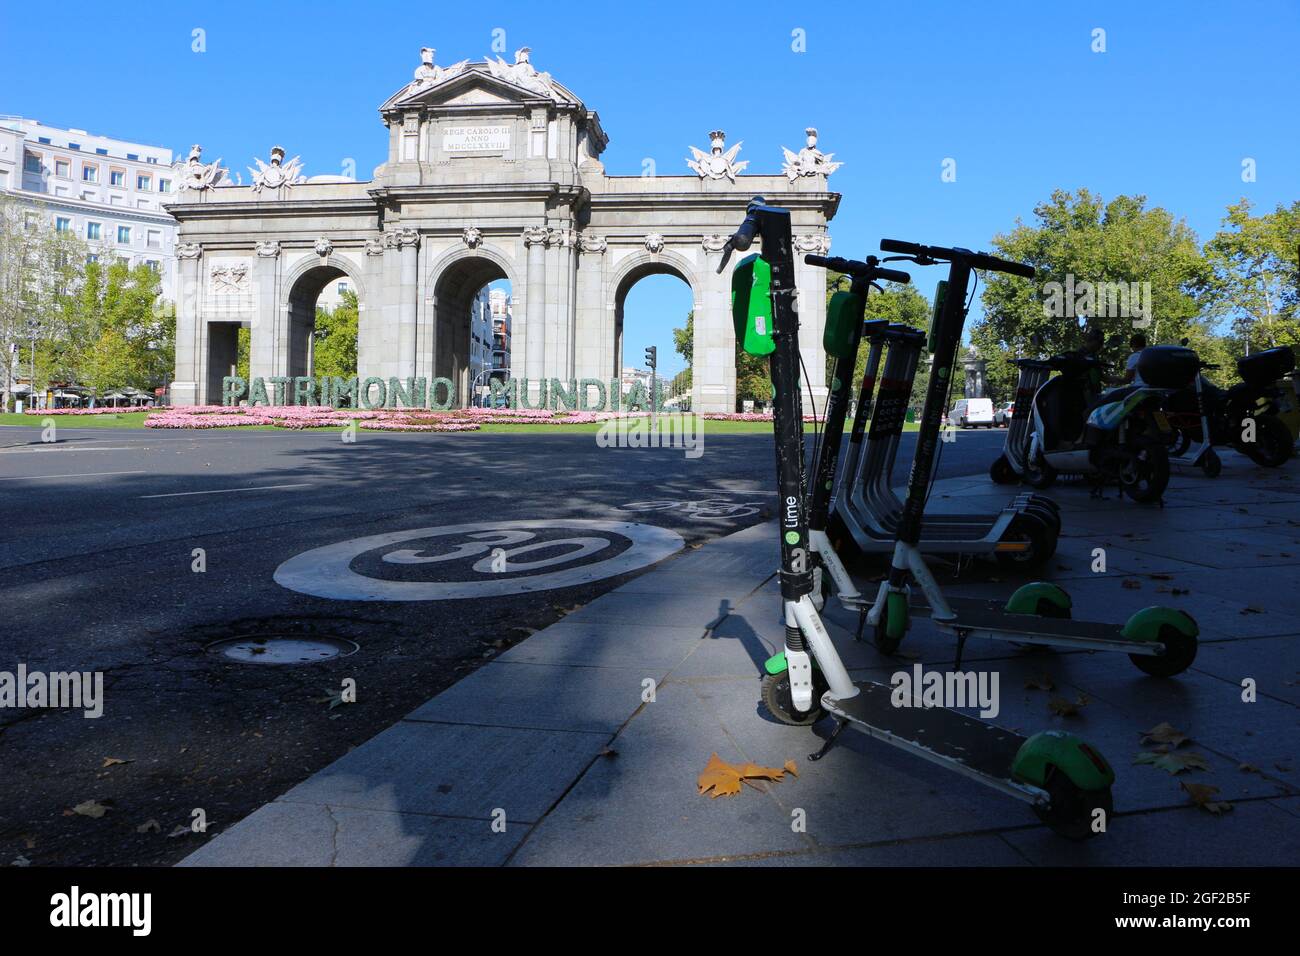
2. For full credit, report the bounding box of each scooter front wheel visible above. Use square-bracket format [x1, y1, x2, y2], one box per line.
[989, 454, 1018, 484]
[760, 670, 828, 726]
[1024, 457, 1057, 489]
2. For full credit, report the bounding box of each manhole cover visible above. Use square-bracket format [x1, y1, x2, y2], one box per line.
[205, 634, 359, 664]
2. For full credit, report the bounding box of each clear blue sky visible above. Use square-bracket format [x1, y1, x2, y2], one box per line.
[4, 1, 1296, 380]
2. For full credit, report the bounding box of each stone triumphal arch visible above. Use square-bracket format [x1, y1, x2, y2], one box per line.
[166, 47, 843, 412]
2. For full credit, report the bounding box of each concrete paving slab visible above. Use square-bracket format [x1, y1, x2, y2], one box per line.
[404, 660, 654, 733]
[497, 620, 706, 670]
[277, 719, 610, 822]
[508, 680, 811, 865]
[560, 591, 734, 629]
[705, 833, 1030, 866]
[1191, 633, 1300, 707]
[1002, 798, 1300, 865]
[179, 801, 522, 867]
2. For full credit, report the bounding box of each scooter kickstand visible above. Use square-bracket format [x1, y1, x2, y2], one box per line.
[854, 609, 868, 642]
[809, 718, 848, 762]
[953, 629, 970, 670]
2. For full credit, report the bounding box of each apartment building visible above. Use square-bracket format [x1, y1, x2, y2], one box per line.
[489, 287, 511, 384]
[0, 116, 178, 301]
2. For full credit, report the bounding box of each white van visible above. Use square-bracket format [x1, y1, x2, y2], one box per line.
[949, 397, 995, 428]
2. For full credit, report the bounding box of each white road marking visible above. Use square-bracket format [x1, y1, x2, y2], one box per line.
[140, 483, 312, 499]
[0, 470, 149, 481]
[0, 446, 140, 453]
[275, 519, 685, 601]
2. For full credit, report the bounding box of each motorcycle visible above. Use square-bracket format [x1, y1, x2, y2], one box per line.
[1163, 344, 1296, 469]
[1023, 345, 1200, 502]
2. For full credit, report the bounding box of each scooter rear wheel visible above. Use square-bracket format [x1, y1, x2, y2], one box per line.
[1024, 456, 1057, 489]
[1130, 624, 1198, 677]
[1120, 444, 1170, 503]
[761, 670, 828, 726]
[1034, 769, 1113, 841]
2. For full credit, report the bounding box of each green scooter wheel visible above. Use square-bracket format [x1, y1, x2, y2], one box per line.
[1034, 770, 1114, 842]
[1130, 624, 1198, 677]
[875, 591, 909, 654]
[760, 669, 828, 726]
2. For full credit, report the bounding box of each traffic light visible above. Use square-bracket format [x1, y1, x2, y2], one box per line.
[644, 346, 657, 370]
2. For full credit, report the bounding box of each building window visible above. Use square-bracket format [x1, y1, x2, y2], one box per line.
[82, 164, 98, 182]
[144, 259, 160, 273]
[158, 178, 171, 193]
[146, 157, 157, 165]
[126, 153, 138, 161]
[55, 159, 70, 178]
[110, 170, 125, 187]
[136, 174, 151, 190]
[86, 222, 101, 240]
[55, 217, 71, 233]
[337, 281, 350, 294]
[86, 253, 99, 264]
[68, 142, 80, 151]
[0, 169, 8, 188]
[117, 225, 131, 244]
[37, 137, 50, 145]
[146, 229, 161, 249]
[24, 151, 42, 173]
[95, 147, 108, 155]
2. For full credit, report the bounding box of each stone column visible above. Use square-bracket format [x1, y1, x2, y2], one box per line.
[361, 236, 386, 376]
[694, 240, 737, 414]
[794, 234, 829, 409]
[523, 225, 549, 392]
[249, 241, 281, 386]
[171, 241, 203, 406]
[391, 227, 420, 376]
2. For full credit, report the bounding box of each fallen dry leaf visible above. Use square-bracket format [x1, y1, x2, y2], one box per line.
[784, 760, 799, 778]
[136, 819, 161, 834]
[1181, 782, 1233, 814]
[1134, 750, 1211, 775]
[697, 753, 794, 799]
[1239, 763, 1261, 774]
[1140, 722, 1191, 749]
[70, 800, 109, 819]
[1049, 694, 1088, 717]
[101, 757, 131, 768]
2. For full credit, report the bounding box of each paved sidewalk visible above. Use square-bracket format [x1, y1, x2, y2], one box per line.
[183, 452, 1300, 866]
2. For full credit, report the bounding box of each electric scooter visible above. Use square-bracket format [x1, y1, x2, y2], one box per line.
[989, 357, 1054, 483]
[830, 317, 1060, 566]
[859, 239, 1199, 677]
[1023, 344, 1196, 502]
[722, 199, 1116, 840]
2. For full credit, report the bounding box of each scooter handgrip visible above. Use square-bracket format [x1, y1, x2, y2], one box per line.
[970, 252, 1035, 279]
[875, 266, 910, 284]
[803, 254, 838, 269]
[880, 238, 924, 256]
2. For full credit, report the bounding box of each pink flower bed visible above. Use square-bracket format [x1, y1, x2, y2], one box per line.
[24, 406, 154, 415]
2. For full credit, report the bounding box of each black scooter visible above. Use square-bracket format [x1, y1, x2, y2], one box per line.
[1163, 344, 1296, 469]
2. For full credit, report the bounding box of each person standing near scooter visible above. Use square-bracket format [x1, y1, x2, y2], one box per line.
[1123, 332, 1148, 387]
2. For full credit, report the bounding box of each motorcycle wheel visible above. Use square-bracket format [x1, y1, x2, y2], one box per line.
[1239, 416, 1295, 468]
[989, 454, 1018, 485]
[1121, 444, 1170, 503]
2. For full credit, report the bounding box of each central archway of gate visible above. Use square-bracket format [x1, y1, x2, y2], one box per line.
[431, 255, 512, 407]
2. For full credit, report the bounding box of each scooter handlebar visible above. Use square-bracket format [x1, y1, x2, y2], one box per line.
[803, 254, 910, 284]
[879, 239, 1035, 279]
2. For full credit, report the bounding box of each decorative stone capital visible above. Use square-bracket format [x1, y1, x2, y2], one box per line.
[254, 240, 281, 258]
[384, 227, 420, 250]
[313, 237, 334, 258]
[793, 234, 831, 255]
[364, 236, 386, 256]
[552, 228, 577, 249]
[578, 234, 607, 254]
[701, 234, 729, 253]
[462, 226, 483, 248]
[644, 233, 665, 254]
[175, 241, 202, 259]
[522, 225, 551, 248]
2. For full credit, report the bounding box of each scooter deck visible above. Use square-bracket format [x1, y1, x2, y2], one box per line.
[925, 598, 1138, 642]
[822, 681, 1038, 800]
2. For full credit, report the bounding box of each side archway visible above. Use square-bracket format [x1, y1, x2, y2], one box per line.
[607, 248, 703, 384]
[426, 243, 521, 406]
[279, 253, 369, 379]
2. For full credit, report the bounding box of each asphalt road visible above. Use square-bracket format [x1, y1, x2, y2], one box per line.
[0, 423, 1006, 865]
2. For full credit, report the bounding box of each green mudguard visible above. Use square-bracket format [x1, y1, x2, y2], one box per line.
[1121, 606, 1199, 643]
[1005, 582, 1072, 617]
[1012, 730, 1115, 792]
[730, 254, 776, 357]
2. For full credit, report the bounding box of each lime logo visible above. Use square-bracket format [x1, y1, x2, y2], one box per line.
[784, 531, 800, 545]
[832, 376, 842, 391]
[938, 367, 949, 379]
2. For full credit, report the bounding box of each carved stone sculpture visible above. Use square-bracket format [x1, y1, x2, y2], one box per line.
[462, 226, 483, 248]
[701, 234, 729, 252]
[578, 234, 607, 254]
[686, 130, 748, 182]
[249, 146, 304, 194]
[175, 242, 202, 259]
[793, 234, 831, 255]
[314, 237, 334, 258]
[781, 128, 843, 183]
[522, 225, 551, 247]
[255, 240, 281, 258]
[412, 47, 469, 87]
[210, 263, 249, 294]
[644, 234, 665, 254]
[175, 145, 228, 192]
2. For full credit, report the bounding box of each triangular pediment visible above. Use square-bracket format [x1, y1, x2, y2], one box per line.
[380, 60, 583, 114]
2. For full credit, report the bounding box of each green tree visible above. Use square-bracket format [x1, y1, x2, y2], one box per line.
[1204, 198, 1300, 353]
[59, 259, 168, 394]
[973, 188, 1212, 399]
[312, 289, 359, 377]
